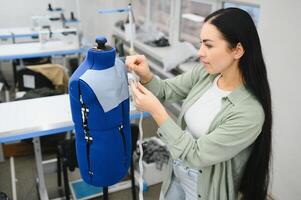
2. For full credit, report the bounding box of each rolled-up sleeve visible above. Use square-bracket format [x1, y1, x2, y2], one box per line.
[144, 64, 206, 102]
[156, 106, 265, 169]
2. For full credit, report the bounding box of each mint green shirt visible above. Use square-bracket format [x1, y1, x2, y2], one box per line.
[144, 64, 264, 200]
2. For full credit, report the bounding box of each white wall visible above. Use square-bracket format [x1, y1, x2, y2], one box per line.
[0, 0, 128, 44]
[0, 0, 45, 27]
[0, 0, 79, 28]
[76, 0, 128, 45]
[258, 0, 301, 199]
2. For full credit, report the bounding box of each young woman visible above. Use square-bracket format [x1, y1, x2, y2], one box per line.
[126, 8, 272, 200]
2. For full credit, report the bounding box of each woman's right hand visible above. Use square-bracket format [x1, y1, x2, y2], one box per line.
[125, 55, 153, 84]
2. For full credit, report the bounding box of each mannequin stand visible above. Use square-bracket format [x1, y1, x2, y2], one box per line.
[102, 187, 109, 200]
[103, 187, 108, 200]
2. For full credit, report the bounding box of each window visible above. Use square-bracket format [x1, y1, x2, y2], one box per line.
[179, 0, 219, 47]
[132, 0, 171, 37]
[151, 0, 171, 36]
[222, 1, 260, 26]
[132, 0, 147, 26]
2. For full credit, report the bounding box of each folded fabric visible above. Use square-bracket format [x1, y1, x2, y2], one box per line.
[27, 64, 69, 92]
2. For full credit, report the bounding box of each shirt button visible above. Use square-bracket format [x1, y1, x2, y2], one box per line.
[198, 194, 201, 198]
[199, 170, 202, 173]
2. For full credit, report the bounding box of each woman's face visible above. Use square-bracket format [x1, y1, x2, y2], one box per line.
[198, 22, 237, 74]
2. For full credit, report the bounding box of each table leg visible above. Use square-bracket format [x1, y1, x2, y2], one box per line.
[12, 62, 17, 90]
[63, 55, 67, 70]
[33, 137, 49, 200]
[10, 157, 17, 200]
[0, 143, 4, 162]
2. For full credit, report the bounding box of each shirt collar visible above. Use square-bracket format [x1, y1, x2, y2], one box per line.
[208, 74, 251, 105]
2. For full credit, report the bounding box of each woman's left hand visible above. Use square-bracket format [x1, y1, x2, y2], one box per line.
[130, 81, 169, 125]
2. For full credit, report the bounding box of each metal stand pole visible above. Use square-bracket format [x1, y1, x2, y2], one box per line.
[103, 187, 109, 200]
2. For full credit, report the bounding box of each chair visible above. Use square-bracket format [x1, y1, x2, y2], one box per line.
[57, 124, 140, 200]
[16, 64, 69, 93]
[16, 64, 70, 153]
[0, 70, 10, 102]
[16, 68, 55, 91]
[16, 66, 66, 155]
[12, 57, 51, 85]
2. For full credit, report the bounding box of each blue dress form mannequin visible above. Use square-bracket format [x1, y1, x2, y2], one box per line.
[69, 36, 131, 187]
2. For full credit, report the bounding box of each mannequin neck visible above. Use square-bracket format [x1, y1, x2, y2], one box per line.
[86, 48, 116, 70]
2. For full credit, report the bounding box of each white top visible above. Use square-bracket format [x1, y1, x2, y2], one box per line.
[184, 75, 232, 138]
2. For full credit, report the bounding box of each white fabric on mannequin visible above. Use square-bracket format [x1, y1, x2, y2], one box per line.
[80, 58, 129, 112]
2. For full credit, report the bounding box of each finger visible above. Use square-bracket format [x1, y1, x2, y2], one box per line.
[133, 55, 142, 65]
[125, 56, 136, 71]
[129, 80, 133, 88]
[130, 80, 138, 89]
[130, 80, 137, 93]
[137, 82, 149, 94]
[137, 55, 145, 62]
[130, 81, 142, 99]
[132, 91, 142, 110]
[133, 55, 146, 66]
[125, 55, 135, 65]
[125, 56, 132, 68]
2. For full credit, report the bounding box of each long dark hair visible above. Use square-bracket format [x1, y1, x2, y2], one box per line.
[204, 8, 272, 200]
